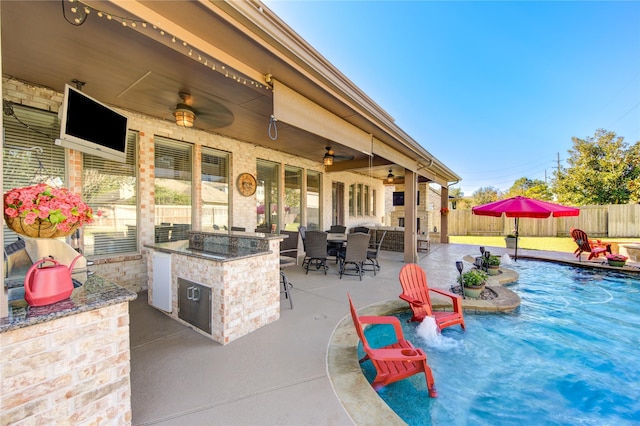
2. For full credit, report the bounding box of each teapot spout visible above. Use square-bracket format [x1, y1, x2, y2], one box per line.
[69, 254, 84, 272]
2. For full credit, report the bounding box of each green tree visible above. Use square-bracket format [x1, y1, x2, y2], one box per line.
[472, 186, 501, 206]
[505, 177, 553, 200]
[553, 129, 639, 205]
[449, 187, 473, 209]
[627, 141, 640, 203]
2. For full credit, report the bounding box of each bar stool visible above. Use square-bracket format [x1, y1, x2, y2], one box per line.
[280, 257, 295, 309]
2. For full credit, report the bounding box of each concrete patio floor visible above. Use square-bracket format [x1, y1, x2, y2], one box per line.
[129, 243, 639, 425]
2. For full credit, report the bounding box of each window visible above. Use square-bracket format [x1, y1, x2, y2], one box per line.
[201, 148, 229, 231]
[2, 105, 66, 247]
[82, 132, 138, 255]
[154, 136, 192, 242]
[348, 183, 373, 217]
[364, 185, 370, 215]
[372, 189, 377, 216]
[348, 184, 355, 216]
[256, 160, 279, 233]
[306, 171, 321, 231]
[284, 166, 302, 231]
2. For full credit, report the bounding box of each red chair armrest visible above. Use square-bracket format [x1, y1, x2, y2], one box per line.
[429, 287, 463, 313]
[360, 315, 404, 339]
[429, 287, 460, 300]
[399, 293, 424, 306]
[370, 347, 425, 362]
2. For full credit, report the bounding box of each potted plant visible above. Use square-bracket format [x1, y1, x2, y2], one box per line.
[4, 184, 93, 238]
[484, 254, 501, 275]
[458, 268, 488, 299]
[505, 234, 518, 249]
[605, 253, 627, 267]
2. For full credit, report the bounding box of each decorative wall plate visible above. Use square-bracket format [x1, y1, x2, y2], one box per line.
[237, 173, 257, 196]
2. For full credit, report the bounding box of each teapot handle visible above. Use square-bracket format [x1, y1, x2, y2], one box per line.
[24, 258, 60, 296]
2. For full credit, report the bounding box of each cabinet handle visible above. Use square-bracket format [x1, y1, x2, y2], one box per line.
[187, 286, 194, 301]
[193, 287, 200, 302]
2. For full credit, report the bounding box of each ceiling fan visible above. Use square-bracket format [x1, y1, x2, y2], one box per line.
[323, 146, 354, 166]
[172, 91, 234, 129]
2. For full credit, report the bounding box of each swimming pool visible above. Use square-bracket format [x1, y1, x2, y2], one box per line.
[360, 260, 640, 426]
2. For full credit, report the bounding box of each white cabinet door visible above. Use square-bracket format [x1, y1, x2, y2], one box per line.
[151, 251, 172, 312]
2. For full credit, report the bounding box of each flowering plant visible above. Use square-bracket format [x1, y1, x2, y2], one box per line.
[440, 207, 450, 214]
[4, 184, 93, 236]
[458, 268, 488, 287]
[605, 253, 627, 262]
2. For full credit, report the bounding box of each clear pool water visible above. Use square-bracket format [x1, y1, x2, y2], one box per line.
[360, 260, 640, 426]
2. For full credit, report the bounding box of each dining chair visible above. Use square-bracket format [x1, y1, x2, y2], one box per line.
[338, 232, 370, 280]
[327, 225, 346, 263]
[304, 231, 328, 275]
[329, 225, 347, 234]
[353, 226, 370, 234]
[279, 230, 300, 264]
[364, 230, 386, 275]
[298, 226, 308, 267]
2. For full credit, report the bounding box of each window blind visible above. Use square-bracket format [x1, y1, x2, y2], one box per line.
[2, 104, 66, 247]
[82, 132, 138, 255]
[201, 147, 229, 231]
[154, 136, 192, 242]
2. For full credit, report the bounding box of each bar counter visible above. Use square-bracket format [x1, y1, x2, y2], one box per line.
[0, 273, 137, 424]
[1, 273, 137, 333]
[144, 230, 284, 344]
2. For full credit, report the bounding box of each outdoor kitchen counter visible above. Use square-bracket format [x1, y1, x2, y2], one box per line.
[1, 273, 137, 333]
[144, 230, 284, 344]
[1, 273, 137, 424]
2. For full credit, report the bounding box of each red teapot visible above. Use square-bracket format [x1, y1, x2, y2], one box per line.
[24, 255, 83, 307]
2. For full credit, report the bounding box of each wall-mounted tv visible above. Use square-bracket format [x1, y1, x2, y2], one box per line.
[55, 84, 128, 163]
[392, 191, 420, 206]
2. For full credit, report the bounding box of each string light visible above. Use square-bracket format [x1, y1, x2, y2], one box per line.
[64, 0, 267, 90]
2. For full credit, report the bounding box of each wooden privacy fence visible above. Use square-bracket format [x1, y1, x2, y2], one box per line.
[448, 204, 640, 238]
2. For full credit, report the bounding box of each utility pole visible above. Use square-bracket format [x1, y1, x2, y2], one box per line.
[557, 152, 561, 174]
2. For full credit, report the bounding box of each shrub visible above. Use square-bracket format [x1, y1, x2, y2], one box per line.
[458, 269, 488, 287]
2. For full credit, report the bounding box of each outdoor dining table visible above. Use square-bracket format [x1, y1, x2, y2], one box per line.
[326, 233, 348, 243]
[326, 233, 348, 266]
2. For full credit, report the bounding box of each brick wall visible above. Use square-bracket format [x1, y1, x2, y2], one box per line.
[0, 303, 133, 424]
[2, 79, 386, 293]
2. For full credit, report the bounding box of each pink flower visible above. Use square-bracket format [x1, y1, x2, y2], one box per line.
[4, 207, 17, 218]
[23, 211, 38, 224]
[3, 184, 93, 232]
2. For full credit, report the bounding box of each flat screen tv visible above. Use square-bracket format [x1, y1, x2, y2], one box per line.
[392, 191, 420, 206]
[55, 84, 128, 163]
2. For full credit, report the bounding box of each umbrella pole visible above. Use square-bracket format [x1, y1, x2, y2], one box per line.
[514, 217, 519, 261]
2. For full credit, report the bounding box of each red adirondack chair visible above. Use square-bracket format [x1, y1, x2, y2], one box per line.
[570, 228, 611, 261]
[399, 263, 466, 331]
[347, 294, 437, 397]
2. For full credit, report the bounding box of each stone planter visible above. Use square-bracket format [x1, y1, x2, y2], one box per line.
[505, 237, 518, 249]
[487, 265, 500, 275]
[464, 284, 485, 299]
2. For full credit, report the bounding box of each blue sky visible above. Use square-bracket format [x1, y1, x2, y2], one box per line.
[264, 1, 640, 196]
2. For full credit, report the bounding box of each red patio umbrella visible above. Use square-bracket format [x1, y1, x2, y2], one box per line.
[471, 196, 580, 260]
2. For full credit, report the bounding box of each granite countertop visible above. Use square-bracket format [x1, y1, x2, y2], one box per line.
[1, 274, 137, 333]
[144, 240, 273, 262]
